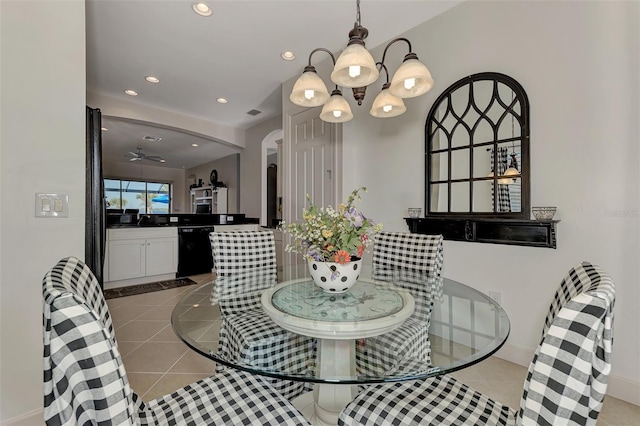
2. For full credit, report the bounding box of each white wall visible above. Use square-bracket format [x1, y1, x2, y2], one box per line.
[338, 0, 639, 403]
[87, 91, 246, 149]
[103, 161, 187, 213]
[186, 154, 239, 213]
[0, 0, 86, 421]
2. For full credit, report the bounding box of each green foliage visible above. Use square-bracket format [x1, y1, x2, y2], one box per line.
[279, 187, 383, 264]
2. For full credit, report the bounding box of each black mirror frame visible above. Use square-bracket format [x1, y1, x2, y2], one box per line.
[424, 72, 530, 218]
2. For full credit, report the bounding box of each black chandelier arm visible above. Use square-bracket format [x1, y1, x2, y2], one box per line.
[380, 37, 413, 66]
[306, 48, 343, 92]
[307, 47, 336, 67]
[376, 62, 390, 84]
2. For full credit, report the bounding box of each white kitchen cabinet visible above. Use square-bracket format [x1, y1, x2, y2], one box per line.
[108, 238, 146, 281]
[145, 237, 179, 276]
[105, 227, 178, 288]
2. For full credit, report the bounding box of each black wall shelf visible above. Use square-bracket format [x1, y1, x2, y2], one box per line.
[405, 217, 559, 249]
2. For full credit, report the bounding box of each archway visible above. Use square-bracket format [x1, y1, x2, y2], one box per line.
[261, 129, 282, 226]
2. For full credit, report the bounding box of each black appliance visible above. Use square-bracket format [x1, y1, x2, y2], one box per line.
[177, 226, 215, 277]
[106, 212, 138, 226]
[195, 203, 211, 214]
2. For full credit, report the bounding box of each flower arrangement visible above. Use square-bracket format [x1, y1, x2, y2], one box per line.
[280, 187, 383, 264]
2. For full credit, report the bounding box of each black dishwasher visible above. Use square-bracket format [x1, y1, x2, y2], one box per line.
[177, 226, 215, 277]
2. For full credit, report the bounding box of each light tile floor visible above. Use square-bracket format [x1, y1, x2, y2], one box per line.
[18, 274, 639, 425]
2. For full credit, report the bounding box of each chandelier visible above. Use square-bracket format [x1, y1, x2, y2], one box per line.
[289, 0, 434, 123]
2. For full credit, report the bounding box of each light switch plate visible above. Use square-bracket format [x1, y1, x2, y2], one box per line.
[35, 193, 69, 217]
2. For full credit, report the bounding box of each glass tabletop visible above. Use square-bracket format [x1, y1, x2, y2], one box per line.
[271, 279, 405, 322]
[171, 264, 510, 385]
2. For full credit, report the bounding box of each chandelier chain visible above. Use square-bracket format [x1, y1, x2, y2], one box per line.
[356, 0, 361, 26]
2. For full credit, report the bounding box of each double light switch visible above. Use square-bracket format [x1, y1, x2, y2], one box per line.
[35, 193, 69, 218]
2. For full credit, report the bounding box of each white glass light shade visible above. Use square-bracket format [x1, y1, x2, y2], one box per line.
[319, 93, 353, 123]
[331, 44, 379, 88]
[389, 58, 434, 98]
[370, 88, 406, 118]
[504, 166, 519, 176]
[290, 70, 330, 107]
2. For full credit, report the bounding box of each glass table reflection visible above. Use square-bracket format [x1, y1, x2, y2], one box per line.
[171, 265, 510, 425]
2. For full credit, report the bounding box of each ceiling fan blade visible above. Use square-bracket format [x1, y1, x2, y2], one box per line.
[147, 157, 163, 162]
[130, 157, 140, 162]
[128, 151, 140, 156]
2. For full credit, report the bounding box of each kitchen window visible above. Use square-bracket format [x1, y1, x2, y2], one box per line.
[105, 178, 171, 214]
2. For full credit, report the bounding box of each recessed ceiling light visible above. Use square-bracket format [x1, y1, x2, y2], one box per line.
[101, 127, 108, 131]
[143, 135, 162, 142]
[192, 2, 212, 17]
[281, 51, 296, 61]
[191, 143, 199, 147]
[124, 89, 138, 96]
[217, 98, 228, 104]
[145, 76, 160, 83]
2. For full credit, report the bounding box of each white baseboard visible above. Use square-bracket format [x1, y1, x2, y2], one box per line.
[494, 342, 640, 406]
[1, 408, 42, 426]
[606, 373, 640, 406]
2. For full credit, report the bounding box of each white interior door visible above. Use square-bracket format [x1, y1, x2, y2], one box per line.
[283, 107, 342, 264]
[288, 108, 338, 221]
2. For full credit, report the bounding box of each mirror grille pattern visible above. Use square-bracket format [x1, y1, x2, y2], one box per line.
[425, 72, 530, 217]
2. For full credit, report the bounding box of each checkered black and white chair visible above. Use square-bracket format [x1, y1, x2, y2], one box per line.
[210, 230, 315, 400]
[43, 256, 311, 426]
[356, 232, 444, 377]
[339, 261, 615, 426]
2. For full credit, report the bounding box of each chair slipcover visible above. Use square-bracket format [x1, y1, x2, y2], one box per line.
[338, 261, 615, 426]
[43, 256, 310, 426]
[357, 233, 444, 377]
[210, 231, 314, 400]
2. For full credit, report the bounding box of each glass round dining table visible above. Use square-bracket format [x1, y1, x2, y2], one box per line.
[171, 264, 510, 425]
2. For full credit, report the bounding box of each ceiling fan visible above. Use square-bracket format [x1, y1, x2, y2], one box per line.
[128, 147, 164, 163]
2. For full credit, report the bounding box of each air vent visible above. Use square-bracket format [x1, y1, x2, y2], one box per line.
[246, 109, 262, 116]
[143, 135, 162, 142]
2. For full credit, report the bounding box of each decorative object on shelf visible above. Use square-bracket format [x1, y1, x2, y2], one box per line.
[532, 206, 556, 220]
[308, 258, 363, 293]
[280, 187, 382, 292]
[408, 207, 422, 218]
[289, 0, 434, 123]
[210, 169, 218, 186]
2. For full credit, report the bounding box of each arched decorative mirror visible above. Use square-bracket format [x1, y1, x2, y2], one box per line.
[408, 73, 555, 248]
[425, 72, 530, 218]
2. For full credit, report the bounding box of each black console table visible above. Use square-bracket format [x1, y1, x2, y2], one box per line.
[405, 217, 559, 249]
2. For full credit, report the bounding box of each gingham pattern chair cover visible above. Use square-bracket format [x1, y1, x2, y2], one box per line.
[215, 268, 278, 315]
[209, 231, 315, 400]
[372, 232, 444, 302]
[356, 271, 434, 378]
[357, 233, 444, 377]
[217, 313, 316, 400]
[338, 261, 615, 426]
[519, 261, 615, 425]
[209, 230, 277, 306]
[210, 230, 277, 276]
[43, 257, 311, 426]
